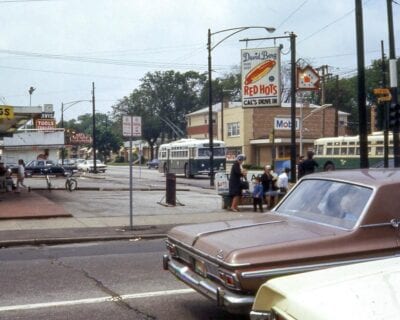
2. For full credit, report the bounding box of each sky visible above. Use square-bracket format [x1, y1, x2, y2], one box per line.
[0, 0, 399, 121]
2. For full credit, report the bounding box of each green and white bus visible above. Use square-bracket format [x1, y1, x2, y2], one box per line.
[314, 132, 393, 170]
[158, 138, 226, 178]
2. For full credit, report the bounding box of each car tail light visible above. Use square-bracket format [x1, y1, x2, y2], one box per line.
[218, 270, 239, 289]
[165, 241, 178, 257]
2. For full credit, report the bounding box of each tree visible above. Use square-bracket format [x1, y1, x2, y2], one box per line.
[113, 70, 206, 159]
[59, 113, 122, 162]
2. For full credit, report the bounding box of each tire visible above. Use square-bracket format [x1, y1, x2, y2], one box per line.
[65, 178, 77, 192]
[184, 163, 190, 178]
[324, 162, 335, 171]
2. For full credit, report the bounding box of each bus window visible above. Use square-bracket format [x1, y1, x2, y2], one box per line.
[341, 148, 347, 155]
[348, 147, 355, 155]
[376, 147, 384, 156]
[333, 148, 340, 155]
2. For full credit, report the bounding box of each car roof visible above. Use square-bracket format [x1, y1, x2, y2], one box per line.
[302, 168, 400, 188]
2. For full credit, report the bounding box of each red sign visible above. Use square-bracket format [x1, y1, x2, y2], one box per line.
[70, 133, 92, 144]
[296, 66, 320, 90]
[35, 119, 56, 130]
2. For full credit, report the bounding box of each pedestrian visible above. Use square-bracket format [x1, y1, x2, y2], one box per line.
[16, 159, 29, 193]
[298, 151, 319, 178]
[277, 167, 290, 194]
[260, 164, 278, 209]
[297, 154, 305, 180]
[229, 154, 246, 212]
[252, 176, 264, 212]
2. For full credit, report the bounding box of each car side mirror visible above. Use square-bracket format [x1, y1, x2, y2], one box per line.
[390, 218, 400, 229]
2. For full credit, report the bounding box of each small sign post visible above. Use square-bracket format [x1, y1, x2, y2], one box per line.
[123, 116, 142, 230]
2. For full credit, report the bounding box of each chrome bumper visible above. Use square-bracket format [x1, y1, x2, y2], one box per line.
[163, 254, 254, 313]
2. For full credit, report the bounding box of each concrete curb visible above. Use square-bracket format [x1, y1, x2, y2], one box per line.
[0, 233, 167, 248]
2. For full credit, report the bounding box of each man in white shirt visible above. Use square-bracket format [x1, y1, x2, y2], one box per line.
[277, 167, 290, 193]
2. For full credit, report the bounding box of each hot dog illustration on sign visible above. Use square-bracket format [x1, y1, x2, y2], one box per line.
[244, 59, 276, 85]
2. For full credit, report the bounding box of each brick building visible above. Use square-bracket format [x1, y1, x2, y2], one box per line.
[186, 101, 349, 168]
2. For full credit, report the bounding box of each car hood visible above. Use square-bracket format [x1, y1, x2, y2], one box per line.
[168, 214, 349, 266]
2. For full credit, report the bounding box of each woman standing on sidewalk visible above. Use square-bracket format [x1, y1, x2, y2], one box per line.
[16, 159, 29, 193]
[229, 154, 246, 212]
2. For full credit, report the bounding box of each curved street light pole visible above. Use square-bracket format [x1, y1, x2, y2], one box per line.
[207, 26, 275, 187]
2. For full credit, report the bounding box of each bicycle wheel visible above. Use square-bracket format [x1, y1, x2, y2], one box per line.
[66, 178, 78, 192]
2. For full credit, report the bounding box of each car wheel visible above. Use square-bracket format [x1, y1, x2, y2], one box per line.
[184, 163, 191, 179]
[324, 162, 335, 171]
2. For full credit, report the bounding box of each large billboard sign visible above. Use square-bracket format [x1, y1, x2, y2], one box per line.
[241, 47, 281, 107]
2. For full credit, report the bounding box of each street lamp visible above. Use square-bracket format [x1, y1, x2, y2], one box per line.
[207, 26, 275, 187]
[299, 104, 332, 156]
[28, 86, 35, 107]
[61, 100, 91, 165]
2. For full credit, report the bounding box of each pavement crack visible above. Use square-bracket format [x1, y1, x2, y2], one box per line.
[49, 257, 157, 319]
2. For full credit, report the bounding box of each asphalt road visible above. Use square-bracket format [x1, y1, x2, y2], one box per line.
[0, 239, 249, 320]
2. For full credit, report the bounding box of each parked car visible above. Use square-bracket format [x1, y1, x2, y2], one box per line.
[163, 169, 400, 313]
[147, 159, 160, 169]
[77, 159, 107, 173]
[250, 256, 400, 320]
[58, 159, 78, 173]
[25, 160, 66, 177]
[5, 163, 18, 174]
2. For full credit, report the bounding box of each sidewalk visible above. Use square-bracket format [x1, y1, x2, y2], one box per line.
[0, 178, 261, 247]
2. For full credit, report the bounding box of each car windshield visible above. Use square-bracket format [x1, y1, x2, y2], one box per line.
[275, 179, 373, 229]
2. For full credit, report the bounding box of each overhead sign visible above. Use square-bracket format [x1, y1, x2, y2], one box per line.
[297, 66, 320, 90]
[241, 47, 281, 107]
[373, 88, 392, 102]
[123, 116, 142, 137]
[0, 105, 14, 119]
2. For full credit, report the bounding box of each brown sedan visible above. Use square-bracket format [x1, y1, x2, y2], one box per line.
[163, 169, 400, 313]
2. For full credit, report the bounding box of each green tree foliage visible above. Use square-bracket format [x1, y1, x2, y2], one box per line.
[113, 70, 207, 159]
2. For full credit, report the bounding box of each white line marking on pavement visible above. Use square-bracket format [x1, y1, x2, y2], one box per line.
[0, 288, 194, 312]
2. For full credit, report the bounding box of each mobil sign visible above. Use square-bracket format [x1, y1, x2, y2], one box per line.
[275, 117, 300, 130]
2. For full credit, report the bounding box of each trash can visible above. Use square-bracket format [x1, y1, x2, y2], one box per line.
[165, 173, 176, 206]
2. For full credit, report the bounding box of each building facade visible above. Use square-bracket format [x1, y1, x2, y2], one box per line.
[186, 102, 349, 168]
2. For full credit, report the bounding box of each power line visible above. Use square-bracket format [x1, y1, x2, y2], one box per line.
[276, 0, 309, 29]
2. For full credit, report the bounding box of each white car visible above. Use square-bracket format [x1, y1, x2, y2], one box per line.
[77, 159, 107, 173]
[250, 256, 400, 320]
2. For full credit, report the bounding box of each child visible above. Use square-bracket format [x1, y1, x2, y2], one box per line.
[252, 176, 264, 212]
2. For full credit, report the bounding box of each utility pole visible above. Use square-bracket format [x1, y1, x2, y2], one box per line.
[92, 82, 97, 173]
[334, 75, 339, 137]
[381, 40, 389, 168]
[355, 0, 369, 168]
[317, 65, 330, 105]
[387, 0, 400, 167]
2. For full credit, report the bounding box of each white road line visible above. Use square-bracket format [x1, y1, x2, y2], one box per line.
[0, 288, 194, 312]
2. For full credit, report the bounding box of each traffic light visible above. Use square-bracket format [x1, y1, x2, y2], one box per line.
[374, 104, 385, 131]
[389, 103, 400, 129]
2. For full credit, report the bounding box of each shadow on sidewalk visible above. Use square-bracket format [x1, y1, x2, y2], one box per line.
[0, 190, 72, 219]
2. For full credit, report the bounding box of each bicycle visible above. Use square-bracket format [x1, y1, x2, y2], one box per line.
[65, 171, 78, 192]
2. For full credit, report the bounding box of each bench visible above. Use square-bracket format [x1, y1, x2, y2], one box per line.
[220, 191, 286, 210]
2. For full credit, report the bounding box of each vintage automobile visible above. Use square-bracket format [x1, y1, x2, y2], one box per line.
[77, 159, 107, 173]
[58, 159, 78, 173]
[163, 169, 400, 313]
[25, 160, 66, 177]
[146, 159, 160, 169]
[250, 256, 400, 320]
